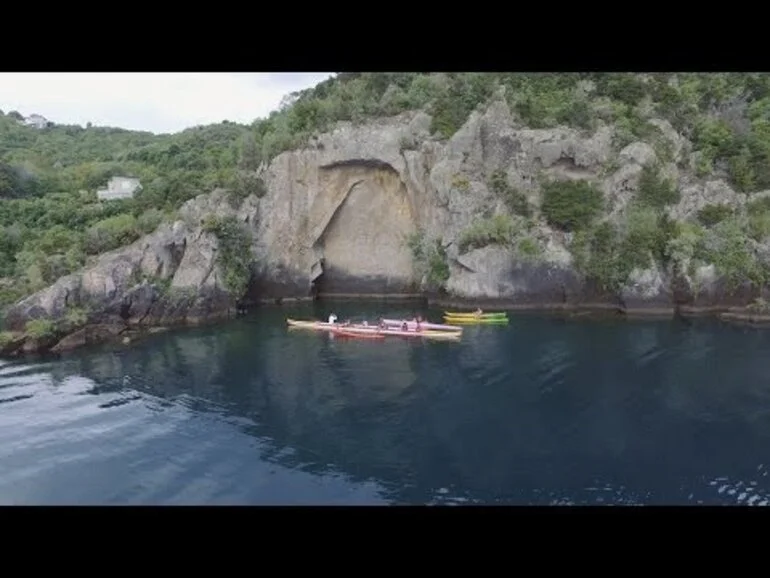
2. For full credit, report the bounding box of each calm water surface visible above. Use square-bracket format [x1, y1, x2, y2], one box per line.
[2, 301, 770, 505]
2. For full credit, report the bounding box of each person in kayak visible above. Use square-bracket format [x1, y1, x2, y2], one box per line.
[328, 313, 338, 324]
[401, 321, 408, 331]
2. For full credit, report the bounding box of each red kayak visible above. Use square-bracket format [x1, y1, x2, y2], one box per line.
[331, 328, 385, 340]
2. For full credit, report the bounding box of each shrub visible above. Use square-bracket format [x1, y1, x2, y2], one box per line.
[696, 203, 734, 227]
[746, 196, 770, 216]
[83, 213, 140, 255]
[457, 214, 517, 254]
[692, 117, 736, 158]
[405, 231, 425, 262]
[516, 237, 541, 261]
[429, 74, 496, 138]
[746, 196, 770, 241]
[25, 318, 56, 339]
[202, 215, 253, 297]
[747, 297, 770, 313]
[620, 206, 663, 269]
[555, 96, 595, 131]
[570, 207, 680, 292]
[514, 94, 550, 129]
[666, 222, 706, 277]
[594, 73, 647, 107]
[727, 146, 756, 192]
[137, 208, 165, 234]
[0, 284, 27, 311]
[451, 174, 470, 192]
[570, 222, 628, 292]
[697, 217, 768, 289]
[64, 307, 88, 327]
[405, 231, 450, 289]
[223, 171, 267, 208]
[488, 170, 532, 217]
[636, 165, 680, 209]
[694, 152, 714, 177]
[612, 110, 658, 149]
[238, 172, 267, 198]
[749, 212, 770, 241]
[540, 179, 604, 232]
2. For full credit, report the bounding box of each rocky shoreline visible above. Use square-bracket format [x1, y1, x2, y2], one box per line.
[430, 295, 770, 323]
[3, 290, 770, 360]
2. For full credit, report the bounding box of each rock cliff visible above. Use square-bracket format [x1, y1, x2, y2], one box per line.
[3, 93, 769, 356]
[250, 95, 767, 311]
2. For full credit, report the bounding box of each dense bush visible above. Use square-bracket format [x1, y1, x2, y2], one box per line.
[636, 165, 680, 209]
[746, 196, 770, 216]
[24, 318, 56, 339]
[457, 214, 518, 254]
[697, 203, 734, 227]
[621, 206, 677, 268]
[405, 231, 450, 289]
[488, 170, 532, 217]
[570, 205, 678, 292]
[696, 217, 769, 289]
[540, 180, 604, 232]
[201, 215, 253, 297]
[83, 214, 141, 255]
[570, 222, 627, 291]
[743, 196, 770, 241]
[516, 237, 542, 261]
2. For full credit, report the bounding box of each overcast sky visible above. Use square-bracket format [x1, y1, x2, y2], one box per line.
[0, 73, 336, 134]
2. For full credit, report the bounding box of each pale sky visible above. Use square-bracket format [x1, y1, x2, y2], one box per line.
[0, 73, 336, 134]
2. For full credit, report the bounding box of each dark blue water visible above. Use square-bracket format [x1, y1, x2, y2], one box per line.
[2, 301, 770, 505]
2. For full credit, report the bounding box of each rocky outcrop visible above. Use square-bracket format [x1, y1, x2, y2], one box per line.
[4, 95, 769, 356]
[1, 189, 258, 356]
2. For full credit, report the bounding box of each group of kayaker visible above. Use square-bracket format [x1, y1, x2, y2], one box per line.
[326, 313, 428, 332]
[328, 310, 484, 329]
[327, 314, 355, 327]
[401, 316, 423, 331]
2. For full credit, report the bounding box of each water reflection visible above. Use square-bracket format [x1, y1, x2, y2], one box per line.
[3, 305, 770, 504]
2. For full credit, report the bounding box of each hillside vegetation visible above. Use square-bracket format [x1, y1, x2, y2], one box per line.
[3, 72, 770, 313]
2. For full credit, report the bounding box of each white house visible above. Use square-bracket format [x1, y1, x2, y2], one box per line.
[96, 176, 142, 201]
[23, 114, 49, 129]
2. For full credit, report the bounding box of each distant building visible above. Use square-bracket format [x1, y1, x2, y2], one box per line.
[22, 114, 49, 129]
[96, 176, 142, 201]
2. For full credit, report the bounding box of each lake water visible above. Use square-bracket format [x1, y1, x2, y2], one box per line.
[1, 300, 770, 506]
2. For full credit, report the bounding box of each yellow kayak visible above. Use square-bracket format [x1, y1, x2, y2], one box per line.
[443, 316, 509, 325]
[444, 311, 508, 319]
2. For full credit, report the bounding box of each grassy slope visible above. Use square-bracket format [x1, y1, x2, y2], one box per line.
[3, 72, 770, 317]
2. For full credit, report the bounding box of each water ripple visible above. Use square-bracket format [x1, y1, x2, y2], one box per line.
[2, 311, 770, 505]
